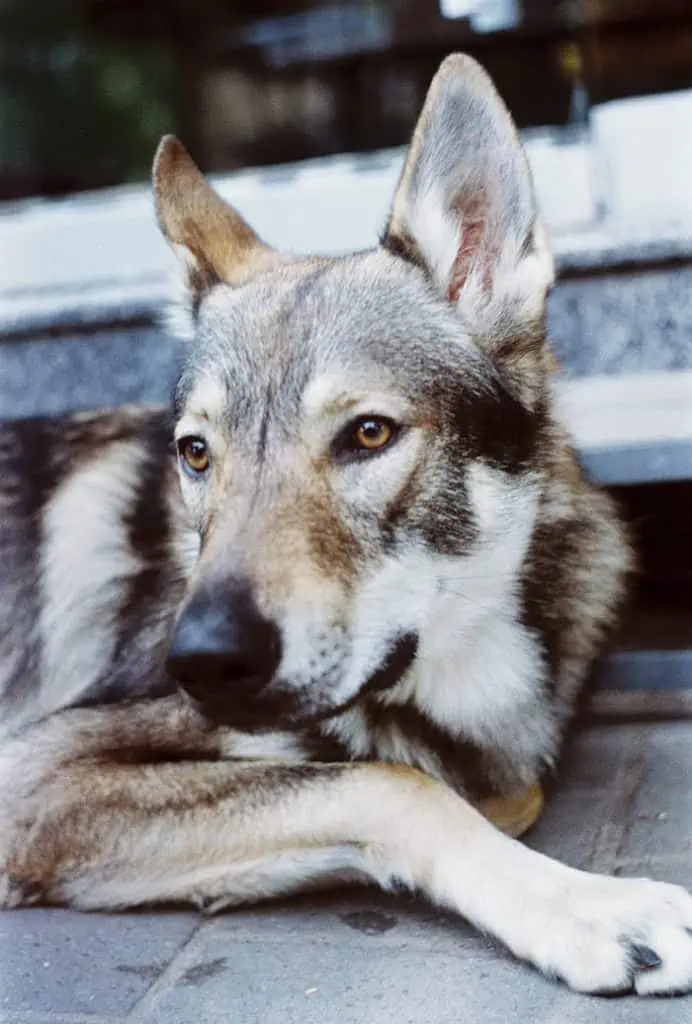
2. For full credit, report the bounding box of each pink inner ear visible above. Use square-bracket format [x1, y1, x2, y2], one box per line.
[445, 191, 495, 304]
[447, 218, 486, 303]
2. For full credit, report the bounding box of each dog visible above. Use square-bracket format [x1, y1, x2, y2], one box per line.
[2, 54, 692, 997]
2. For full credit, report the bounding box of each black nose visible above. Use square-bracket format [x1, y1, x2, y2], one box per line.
[165, 580, 282, 710]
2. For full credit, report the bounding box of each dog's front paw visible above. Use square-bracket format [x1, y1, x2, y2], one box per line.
[528, 871, 692, 995]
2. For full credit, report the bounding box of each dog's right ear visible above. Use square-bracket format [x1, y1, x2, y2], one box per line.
[153, 136, 277, 337]
[382, 55, 554, 342]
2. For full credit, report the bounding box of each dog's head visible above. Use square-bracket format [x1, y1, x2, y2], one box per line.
[154, 55, 555, 730]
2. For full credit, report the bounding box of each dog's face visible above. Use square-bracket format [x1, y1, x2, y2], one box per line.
[154, 55, 555, 730]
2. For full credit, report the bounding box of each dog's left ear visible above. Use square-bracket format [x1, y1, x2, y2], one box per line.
[153, 136, 278, 337]
[383, 55, 554, 338]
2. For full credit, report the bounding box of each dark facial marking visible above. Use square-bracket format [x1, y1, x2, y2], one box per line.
[257, 389, 272, 458]
[384, 362, 539, 556]
[182, 685, 303, 734]
[452, 371, 539, 473]
[360, 633, 419, 699]
[293, 634, 421, 727]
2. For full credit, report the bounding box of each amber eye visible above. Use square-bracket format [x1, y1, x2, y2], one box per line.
[177, 436, 210, 475]
[353, 418, 394, 451]
[332, 416, 400, 462]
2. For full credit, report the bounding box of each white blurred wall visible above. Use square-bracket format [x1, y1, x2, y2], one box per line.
[1, 87, 691, 310]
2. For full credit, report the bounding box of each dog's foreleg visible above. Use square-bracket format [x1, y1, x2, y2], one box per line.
[3, 719, 692, 996]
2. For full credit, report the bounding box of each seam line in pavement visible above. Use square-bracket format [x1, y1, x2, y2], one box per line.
[588, 726, 650, 873]
[120, 919, 207, 1021]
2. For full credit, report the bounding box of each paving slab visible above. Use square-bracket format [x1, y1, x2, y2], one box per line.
[0, 1016, 123, 1024]
[0, 909, 199, 1018]
[205, 887, 479, 954]
[540, 992, 692, 1024]
[128, 920, 560, 1024]
[617, 722, 692, 861]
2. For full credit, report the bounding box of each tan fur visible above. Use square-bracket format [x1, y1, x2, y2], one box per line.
[153, 136, 279, 288]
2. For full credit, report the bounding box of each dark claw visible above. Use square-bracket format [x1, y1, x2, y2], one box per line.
[630, 944, 663, 971]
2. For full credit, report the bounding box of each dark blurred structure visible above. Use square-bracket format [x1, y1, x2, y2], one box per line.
[1, 0, 691, 198]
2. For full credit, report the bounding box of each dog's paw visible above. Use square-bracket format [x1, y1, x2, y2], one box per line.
[528, 871, 692, 995]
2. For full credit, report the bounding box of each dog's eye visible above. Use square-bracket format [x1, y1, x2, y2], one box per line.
[177, 436, 210, 476]
[354, 419, 394, 450]
[335, 417, 398, 459]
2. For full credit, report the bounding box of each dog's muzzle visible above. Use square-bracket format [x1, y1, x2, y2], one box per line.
[166, 581, 420, 731]
[165, 579, 283, 724]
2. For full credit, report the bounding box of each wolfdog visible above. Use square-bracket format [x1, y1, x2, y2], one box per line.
[1, 55, 691, 996]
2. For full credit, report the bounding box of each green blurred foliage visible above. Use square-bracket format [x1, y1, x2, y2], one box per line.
[0, 0, 179, 195]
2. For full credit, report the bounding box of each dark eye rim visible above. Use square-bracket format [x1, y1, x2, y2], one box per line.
[332, 415, 401, 462]
[176, 434, 211, 477]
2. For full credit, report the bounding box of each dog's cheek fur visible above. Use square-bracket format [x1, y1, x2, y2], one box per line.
[375, 415, 472, 556]
[383, 372, 540, 557]
[289, 486, 366, 588]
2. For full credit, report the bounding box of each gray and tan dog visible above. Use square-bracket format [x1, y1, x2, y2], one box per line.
[2, 55, 692, 996]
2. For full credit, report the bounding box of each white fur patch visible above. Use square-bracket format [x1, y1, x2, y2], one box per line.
[466, 460, 539, 542]
[407, 184, 460, 289]
[163, 243, 199, 343]
[387, 464, 554, 766]
[170, 514, 201, 582]
[334, 548, 438, 704]
[38, 443, 145, 717]
[218, 730, 310, 762]
[451, 224, 554, 337]
[181, 376, 229, 424]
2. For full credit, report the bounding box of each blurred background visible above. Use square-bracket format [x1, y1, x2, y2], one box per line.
[0, 0, 691, 709]
[0, 0, 690, 199]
